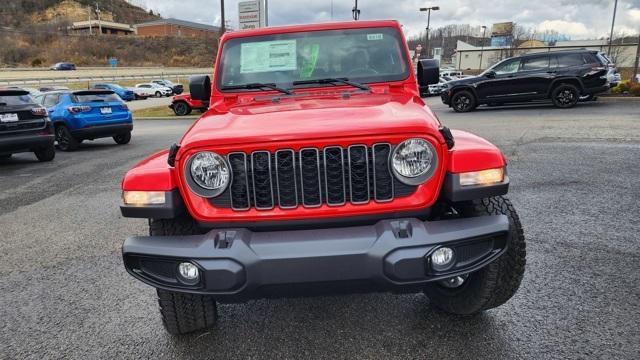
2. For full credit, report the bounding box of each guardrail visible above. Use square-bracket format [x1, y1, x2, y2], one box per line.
[0, 72, 208, 87]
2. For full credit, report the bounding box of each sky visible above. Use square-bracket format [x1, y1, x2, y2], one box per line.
[129, 0, 640, 39]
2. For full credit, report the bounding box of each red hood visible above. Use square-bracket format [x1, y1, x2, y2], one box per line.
[179, 93, 442, 150]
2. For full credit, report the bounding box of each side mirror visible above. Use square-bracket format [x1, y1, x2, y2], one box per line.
[417, 59, 440, 86]
[484, 70, 496, 79]
[189, 75, 211, 101]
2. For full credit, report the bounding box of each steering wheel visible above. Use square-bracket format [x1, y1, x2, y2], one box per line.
[347, 67, 380, 76]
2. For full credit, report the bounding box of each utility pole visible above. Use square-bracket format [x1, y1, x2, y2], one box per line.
[419, 6, 439, 59]
[352, 0, 360, 21]
[88, 5, 92, 35]
[632, 32, 639, 84]
[95, 2, 102, 35]
[479, 25, 487, 70]
[220, 0, 226, 35]
[608, 0, 618, 55]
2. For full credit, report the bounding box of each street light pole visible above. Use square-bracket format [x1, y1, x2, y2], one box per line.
[419, 6, 439, 59]
[220, 0, 226, 35]
[608, 0, 618, 55]
[352, 0, 360, 21]
[479, 25, 487, 70]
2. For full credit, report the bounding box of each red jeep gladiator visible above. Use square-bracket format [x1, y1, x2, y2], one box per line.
[120, 20, 526, 335]
[169, 93, 208, 116]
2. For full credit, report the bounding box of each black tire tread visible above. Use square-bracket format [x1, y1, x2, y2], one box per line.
[157, 289, 217, 335]
[425, 196, 526, 314]
[149, 217, 215, 335]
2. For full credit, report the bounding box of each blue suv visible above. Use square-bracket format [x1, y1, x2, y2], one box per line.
[35, 90, 133, 151]
[91, 83, 135, 101]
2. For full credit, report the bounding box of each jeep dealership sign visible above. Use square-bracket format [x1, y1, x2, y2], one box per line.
[238, 0, 268, 29]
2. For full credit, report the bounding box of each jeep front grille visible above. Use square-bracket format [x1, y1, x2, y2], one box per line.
[211, 144, 418, 211]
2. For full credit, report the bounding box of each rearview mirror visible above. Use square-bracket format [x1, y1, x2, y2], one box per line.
[417, 59, 440, 86]
[484, 70, 496, 79]
[189, 75, 211, 101]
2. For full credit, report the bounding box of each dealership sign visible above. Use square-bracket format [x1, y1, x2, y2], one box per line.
[238, 0, 268, 29]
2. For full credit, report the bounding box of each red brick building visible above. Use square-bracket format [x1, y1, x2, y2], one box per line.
[135, 18, 221, 38]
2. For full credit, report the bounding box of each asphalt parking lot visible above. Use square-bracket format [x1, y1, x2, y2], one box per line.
[1, 98, 639, 359]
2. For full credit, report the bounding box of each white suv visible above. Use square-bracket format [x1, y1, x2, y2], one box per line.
[135, 83, 172, 98]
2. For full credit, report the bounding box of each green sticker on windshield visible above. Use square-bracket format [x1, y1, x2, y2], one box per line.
[367, 33, 383, 41]
[299, 44, 320, 79]
[240, 40, 297, 73]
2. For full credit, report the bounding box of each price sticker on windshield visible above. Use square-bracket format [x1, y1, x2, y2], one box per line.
[367, 34, 384, 41]
[241, 40, 297, 73]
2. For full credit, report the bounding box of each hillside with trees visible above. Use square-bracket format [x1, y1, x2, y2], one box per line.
[0, 0, 218, 67]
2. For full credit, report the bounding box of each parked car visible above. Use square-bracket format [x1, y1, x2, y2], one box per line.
[127, 87, 152, 100]
[135, 83, 172, 98]
[50, 62, 76, 71]
[91, 83, 135, 102]
[40, 86, 70, 93]
[441, 50, 610, 112]
[169, 93, 208, 116]
[425, 77, 450, 96]
[120, 20, 525, 336]
[151, 80, 184, 95]
[34, 90, 133, 151]
[596, 52, 621, 87]
[0, 89, 55, 162]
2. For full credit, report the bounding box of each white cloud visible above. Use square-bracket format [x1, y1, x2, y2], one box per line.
[537, 20, 589, 37]
[128, 0, 640, 40]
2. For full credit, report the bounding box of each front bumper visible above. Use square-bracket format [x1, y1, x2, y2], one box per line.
[123, 215, 510, 302]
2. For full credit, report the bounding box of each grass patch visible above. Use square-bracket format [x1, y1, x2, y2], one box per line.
[132, 105, 177, 118]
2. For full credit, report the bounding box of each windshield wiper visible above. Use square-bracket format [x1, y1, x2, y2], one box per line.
[292, 78, 371, 91]
[221, 83, 293, 95]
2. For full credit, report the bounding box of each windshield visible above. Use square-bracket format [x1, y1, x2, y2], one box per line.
[0, 94, 35, 106]
[217, 27, 410, 92]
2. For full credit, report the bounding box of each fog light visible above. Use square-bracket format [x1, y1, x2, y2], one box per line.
[431, 247, 455, 271]
[177, 262, 199, 284]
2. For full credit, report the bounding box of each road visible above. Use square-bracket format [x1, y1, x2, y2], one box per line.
[1, 99, 639, 359]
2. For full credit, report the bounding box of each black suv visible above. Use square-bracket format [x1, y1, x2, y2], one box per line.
[0, 89, 55, 162]
[441, 50, 609, 112]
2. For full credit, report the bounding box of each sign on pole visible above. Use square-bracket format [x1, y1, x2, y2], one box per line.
[238, 0, 268, 30]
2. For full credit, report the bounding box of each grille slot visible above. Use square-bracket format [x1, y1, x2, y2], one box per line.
[348, 145, 370, 204]
[221, 144, 416, 211]
[324, 147, 346, 206]
[251, 151, 274, 210]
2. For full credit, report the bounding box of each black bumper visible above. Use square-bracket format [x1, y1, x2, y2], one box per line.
[0, 132, 54, 154]
[70, 123, 133, 140]
[123, 215, 510, 302]
[584, 85, 610, 96]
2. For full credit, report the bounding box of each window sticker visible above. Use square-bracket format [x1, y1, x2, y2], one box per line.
[240, 40, 298, 73]
[367, 33, 384, 41]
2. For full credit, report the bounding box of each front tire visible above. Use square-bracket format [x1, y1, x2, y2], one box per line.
[451, 90, 477, 113]
[150, 217, 215, 335]
[34, 145, 55, 162]
[551, 84, 579, 108]
[155, 91, 162, 98]
[424, 196, 526, 315]
[113, 131, 131, 145]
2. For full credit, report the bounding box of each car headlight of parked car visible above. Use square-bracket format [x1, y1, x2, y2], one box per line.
[185, 151, 231, 197]
[391, 138, 437, 185]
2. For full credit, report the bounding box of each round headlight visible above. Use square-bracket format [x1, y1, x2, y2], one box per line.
[186, 151, 230, 197]
[392, 138, 437, 185]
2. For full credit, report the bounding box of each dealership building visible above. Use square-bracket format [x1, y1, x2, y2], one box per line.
[135, 18, 221, 37]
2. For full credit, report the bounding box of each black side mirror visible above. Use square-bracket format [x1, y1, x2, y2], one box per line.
[189, 75, 211, 101]
[417, 59, 440, 86]
[484, 70, 496, 79]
